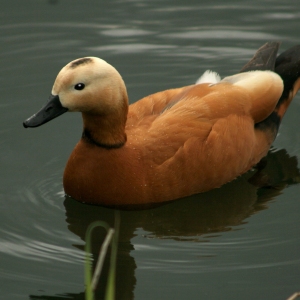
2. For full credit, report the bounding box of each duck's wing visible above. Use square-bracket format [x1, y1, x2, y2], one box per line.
[141, 70, 283, 157]
[126, 85, 194, 127]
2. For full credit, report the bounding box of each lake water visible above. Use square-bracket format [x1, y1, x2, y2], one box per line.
[1, 0, 300, 299]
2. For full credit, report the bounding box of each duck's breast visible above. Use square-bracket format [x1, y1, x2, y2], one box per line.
[63, 140, 148, 206]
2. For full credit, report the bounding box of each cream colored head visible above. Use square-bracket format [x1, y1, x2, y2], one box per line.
[51, 57, 128, 114]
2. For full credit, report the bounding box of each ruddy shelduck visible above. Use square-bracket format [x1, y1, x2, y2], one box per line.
[24, 42, 300, 208]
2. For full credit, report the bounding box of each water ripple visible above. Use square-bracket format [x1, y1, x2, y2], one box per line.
[86, 43, 176, 54]
[0, 233, 83, 263]
[260, 12, 300, 20]
[0, 163, 83, 264]
[133, 232, 300, 274]
[101, 28, 154, 37]
[163, 30, 281, 40]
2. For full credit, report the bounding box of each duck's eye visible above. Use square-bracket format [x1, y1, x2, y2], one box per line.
[74, 83, 85, 90]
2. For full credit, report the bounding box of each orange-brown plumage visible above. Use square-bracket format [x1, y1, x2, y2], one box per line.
[63, 70, 283, 206]
[23, 43, 300, 208]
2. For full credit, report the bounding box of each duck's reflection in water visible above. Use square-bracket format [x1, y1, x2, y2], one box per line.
[30, 148, 299, 300]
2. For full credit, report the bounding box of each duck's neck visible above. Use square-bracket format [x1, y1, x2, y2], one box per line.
[82, 105, 128, 149]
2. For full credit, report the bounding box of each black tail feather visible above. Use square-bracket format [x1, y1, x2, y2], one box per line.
[240, 42, 280, 73]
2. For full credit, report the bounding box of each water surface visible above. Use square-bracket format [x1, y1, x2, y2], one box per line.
[1, 0, 300, 299]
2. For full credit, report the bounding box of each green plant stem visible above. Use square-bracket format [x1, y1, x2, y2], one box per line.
[104, 210, 120, 300]
[92, 228, 115, 291]
[84, 211, 120, 300]
[84, 221, 110, 300]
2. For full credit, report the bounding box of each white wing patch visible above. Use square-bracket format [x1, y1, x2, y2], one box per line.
[196, 70, 221, 85]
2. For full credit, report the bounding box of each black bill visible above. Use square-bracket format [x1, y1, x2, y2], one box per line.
[23, 94, 68, 128]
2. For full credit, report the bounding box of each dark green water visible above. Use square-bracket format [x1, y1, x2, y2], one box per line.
[1, 0, 300, 299]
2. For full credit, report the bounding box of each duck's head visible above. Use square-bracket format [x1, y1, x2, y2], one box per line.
[23, 57, 128, 128]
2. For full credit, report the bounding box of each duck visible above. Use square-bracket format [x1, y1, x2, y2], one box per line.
[23, 42, 300, 208]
